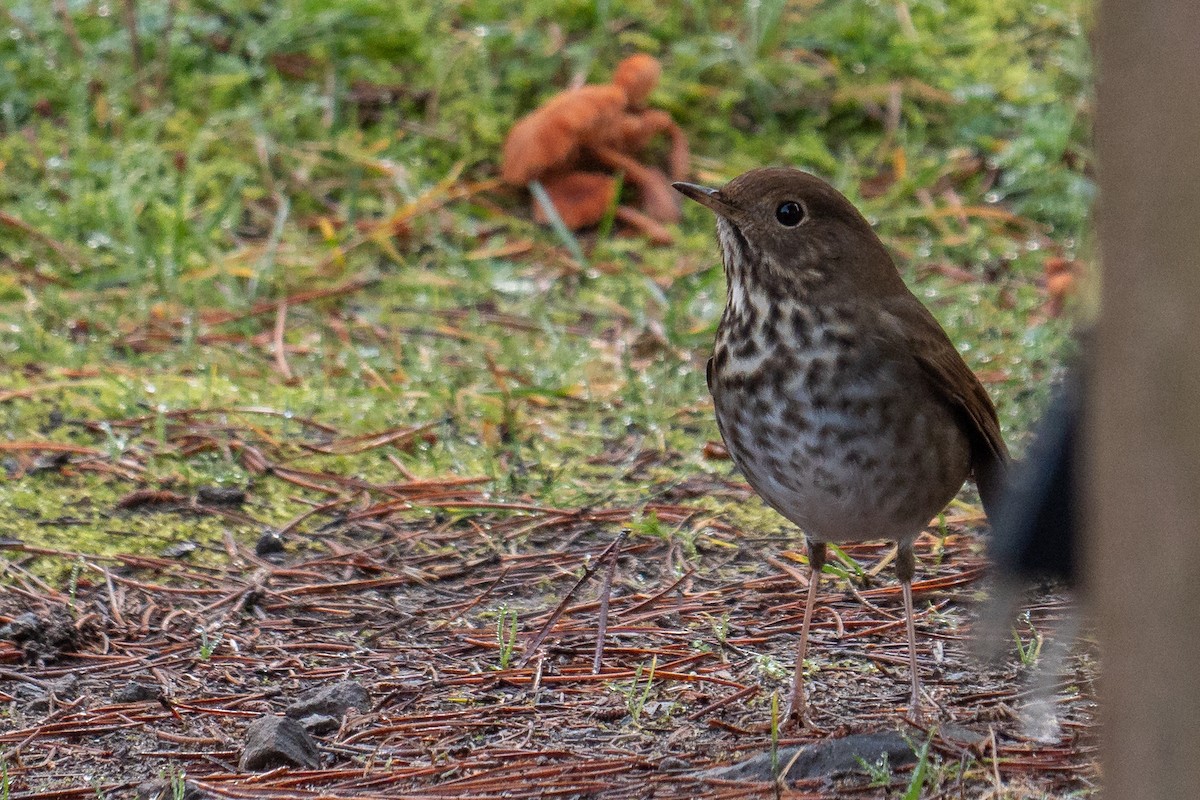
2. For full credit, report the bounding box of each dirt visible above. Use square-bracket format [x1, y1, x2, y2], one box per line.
[0, 501, 1096, 799]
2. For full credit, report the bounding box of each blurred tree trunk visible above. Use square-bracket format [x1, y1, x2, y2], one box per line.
[1093, 1, 1200, 797]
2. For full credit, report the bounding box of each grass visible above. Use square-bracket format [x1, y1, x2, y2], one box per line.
[622, 654, 660, 724]
[2, 4, 1089, 566]
[493, 605, 520, 669]
[901, 734, 933, 800]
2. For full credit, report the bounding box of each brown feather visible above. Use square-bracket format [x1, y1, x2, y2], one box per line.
[882, 294, 1009, 515]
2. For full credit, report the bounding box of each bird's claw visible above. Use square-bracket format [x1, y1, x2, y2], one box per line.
[781, 702, 824, 734]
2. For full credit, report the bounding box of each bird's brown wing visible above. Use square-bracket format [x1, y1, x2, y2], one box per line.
[882, 296, 1009, 516]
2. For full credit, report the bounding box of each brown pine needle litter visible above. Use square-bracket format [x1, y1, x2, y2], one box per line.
[1, 405, 1095, 799]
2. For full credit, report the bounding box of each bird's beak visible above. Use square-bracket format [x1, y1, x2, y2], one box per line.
[672, 182, 738, 219]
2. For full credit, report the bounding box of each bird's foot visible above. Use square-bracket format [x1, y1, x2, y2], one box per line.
[781, 701, 825, 734]
[904, 688, 932, 727]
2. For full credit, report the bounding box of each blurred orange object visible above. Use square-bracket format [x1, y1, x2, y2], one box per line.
[1044, 256, 1083, 317]
[501, 54, 690, 244]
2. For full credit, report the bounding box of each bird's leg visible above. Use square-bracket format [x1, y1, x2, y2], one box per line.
[787, 540, 826, 728]
[897, 541, 924, 721]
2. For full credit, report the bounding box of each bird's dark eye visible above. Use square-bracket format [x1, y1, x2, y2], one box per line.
[775, 201, 804, 227]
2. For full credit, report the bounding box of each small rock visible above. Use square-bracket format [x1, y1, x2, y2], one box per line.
[113, 680, 161, 704]
[255, 530, 285, 556]
[54, 672, 80, 698]
[197, 486, 247, 506]
[162, 541, 198, 559]
[938, 722, 989, 748]
[43, 407, 64, 434]
[0, 612, 41, 642]
[701, 730, 917, 783]
[1, 609, 82, 663]
[286, 680, 371, 724]
[25, 674, 81, 714]
[13, 682, 43, 702]
[239, 715, 321, 771]
[292, 712, 341, 734]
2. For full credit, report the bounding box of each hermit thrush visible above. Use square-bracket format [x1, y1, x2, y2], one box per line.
[674, 168, 1008, 726]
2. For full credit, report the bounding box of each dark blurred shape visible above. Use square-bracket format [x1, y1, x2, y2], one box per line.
[988, 366, 1081, 586]
[976, 364, 1083, 741]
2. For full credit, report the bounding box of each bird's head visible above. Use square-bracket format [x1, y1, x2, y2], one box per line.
[673, 167, 904, 300]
